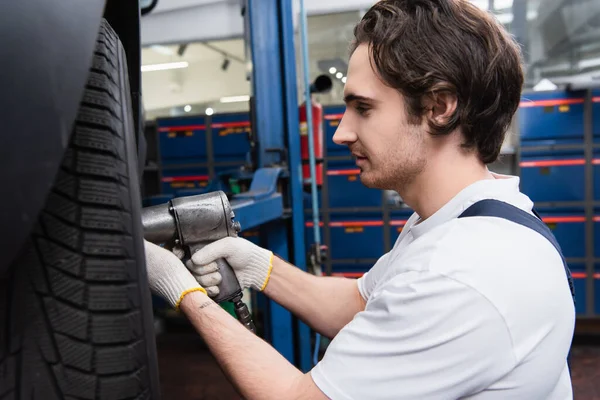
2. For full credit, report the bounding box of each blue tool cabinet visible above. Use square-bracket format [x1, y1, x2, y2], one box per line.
[569, 264, 600, 315]
[595, 152, 600, 200]
[389, 209, 412, 244]
[593, 90, 600, 137]
[327, 214, 384, 260]
[327, 165, 382, 208]
[303, 190, 322, 210]
[518, 91, 586, 143]
[517, 89, 599, 319]
[161, 167, 210, 195]
[328, 263, 371, 278]
[304, 221, 322, 251]
[157, 116, 207, 165]
[537, 210, 586, 258]
[519, 152, 586, 203]
[211, 113, 252, 163]
[323, 105, 346, 157]
[570, 264, 587, 315]
[305, 214, 385, 261]
[241, 229, 261, 245]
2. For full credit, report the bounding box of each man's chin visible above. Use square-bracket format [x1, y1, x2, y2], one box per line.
[358, 171, 378, 188]
[359, 171, 394, 191]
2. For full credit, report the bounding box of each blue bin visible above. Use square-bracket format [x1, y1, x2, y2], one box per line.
[240, 229, 260, 245]
[304, 221, 323, 253]
[593, 89, 600, 137]
[328, 214, 384, 260]
[211, 113, 251, 163]
[595, 153, 600, 200]
[537, 210, 586, 258]
[305, 215, 384, 260]
[569, 264, 587, 315]
[328, 263, 371, 279]
[161, 167, 210, 195]
[389, 209, 413, 244]
[157, 116, 207, 165]
[519, 91, 586, 143]
[597, 264, 600, 314]
[327, 165, 382, 208]
[568, 264, 600, 315]
[519, 153, 585, 202]
[596, 215, 600, 257]
[303, 190, 323, 210]
[323, 105, 347, 157]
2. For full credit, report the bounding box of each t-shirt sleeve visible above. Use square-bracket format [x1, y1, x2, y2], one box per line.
[311, 270, 516, 400]
[356, 252, 390, 301]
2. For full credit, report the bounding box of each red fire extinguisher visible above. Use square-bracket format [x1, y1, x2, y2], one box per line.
[299, 100, 324, 187]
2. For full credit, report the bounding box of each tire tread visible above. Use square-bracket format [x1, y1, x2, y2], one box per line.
[0, 19, 153, 399]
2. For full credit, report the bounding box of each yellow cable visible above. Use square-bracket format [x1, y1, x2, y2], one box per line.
[260, 253, 275, 291]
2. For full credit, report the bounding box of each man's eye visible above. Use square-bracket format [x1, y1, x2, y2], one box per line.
[355, 104, 370, 115]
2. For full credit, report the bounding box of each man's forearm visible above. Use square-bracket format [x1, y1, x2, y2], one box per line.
[263, 257, 366, 339]
[180, 291, 326, 400]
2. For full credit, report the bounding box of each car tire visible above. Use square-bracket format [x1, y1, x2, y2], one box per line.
[0, 19, 161, 400]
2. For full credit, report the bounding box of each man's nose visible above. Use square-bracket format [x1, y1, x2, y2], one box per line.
[332, 116, 358, 146]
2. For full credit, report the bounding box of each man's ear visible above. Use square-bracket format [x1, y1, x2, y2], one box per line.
[422, 88, 458, 127]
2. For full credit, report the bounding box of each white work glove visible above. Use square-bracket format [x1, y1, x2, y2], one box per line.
[188, 236, 274, 298]
[144, 240, 207, 309]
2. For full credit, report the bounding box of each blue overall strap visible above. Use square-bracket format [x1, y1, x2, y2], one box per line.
[458, 199, 575, 305]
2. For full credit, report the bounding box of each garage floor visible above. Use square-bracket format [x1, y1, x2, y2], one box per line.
[156, 331, 600, 399]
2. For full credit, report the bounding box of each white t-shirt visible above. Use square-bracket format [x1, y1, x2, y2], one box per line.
[311, 174, 575, 400]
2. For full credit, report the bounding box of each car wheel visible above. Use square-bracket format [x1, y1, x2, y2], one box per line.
[0, 19, 161, 400]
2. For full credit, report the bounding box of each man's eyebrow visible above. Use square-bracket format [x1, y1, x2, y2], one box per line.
[343, 93, 376, 104]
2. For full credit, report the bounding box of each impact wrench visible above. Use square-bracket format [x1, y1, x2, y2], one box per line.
[141, 191, 256, 333]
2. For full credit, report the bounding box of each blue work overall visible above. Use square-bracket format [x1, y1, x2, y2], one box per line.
[458, 199, 576, 366]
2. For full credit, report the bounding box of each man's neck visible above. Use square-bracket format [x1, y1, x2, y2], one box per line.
[399, 150, 493, 221]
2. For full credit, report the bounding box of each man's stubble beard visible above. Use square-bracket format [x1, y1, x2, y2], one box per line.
[361, 155, 426, 192]
[360, 132, 427, 192]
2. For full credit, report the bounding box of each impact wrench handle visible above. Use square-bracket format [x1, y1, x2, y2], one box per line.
[207, 258, 256, 334]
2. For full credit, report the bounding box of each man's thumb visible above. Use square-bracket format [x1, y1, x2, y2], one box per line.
[190, 237, 232, 266]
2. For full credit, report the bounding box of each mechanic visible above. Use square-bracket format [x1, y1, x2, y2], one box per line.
[144, 0, 575, 398]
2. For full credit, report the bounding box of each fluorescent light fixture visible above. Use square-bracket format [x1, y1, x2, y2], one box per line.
[336, 72, 343, 79]
[220, 95, 250, 103]
[494, 10, 537, 24]
[184, 105, 192, 112]
[329, 67, 337, 74]
[342, 76, 347, 83]
[578, 57, 600, 70]
[205, 107, 214, 116]
[533, 79, 557, 91]
[150, 45, 175, 56]
[141, 61, 189, 72]
[472, 0, 513, 10]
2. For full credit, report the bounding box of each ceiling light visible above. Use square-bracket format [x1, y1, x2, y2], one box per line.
[472, 0, 513, 10]
[206, 107, 214, 116]
[329, 67, 337, 74]
[533, 79, 557, 92]
[336, 72, 343, 79]
[141, 61, 189, 72]
[184, 105, 192, 112]
[342, 76, 347, 83]
[150, 45, 175, 56]
[220, 95, 250, 103]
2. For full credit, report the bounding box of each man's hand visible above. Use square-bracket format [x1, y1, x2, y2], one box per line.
[144, 240, 206, 308]
[188, 236, 273, 297]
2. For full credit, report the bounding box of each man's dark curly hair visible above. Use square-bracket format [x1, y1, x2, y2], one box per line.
[352, 0, 524, 164]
